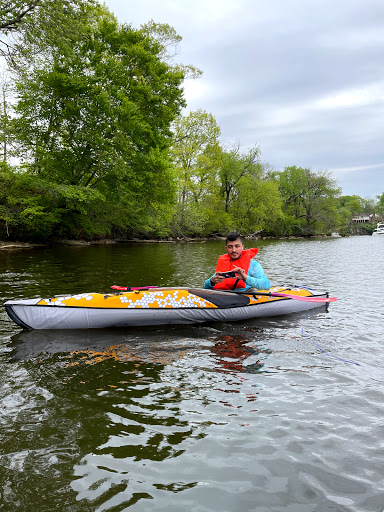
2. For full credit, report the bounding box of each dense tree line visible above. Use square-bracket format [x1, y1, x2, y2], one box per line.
[0, 1, 383, 241]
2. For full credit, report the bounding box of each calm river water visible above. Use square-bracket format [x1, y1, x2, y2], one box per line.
[0, 236, 383, 512]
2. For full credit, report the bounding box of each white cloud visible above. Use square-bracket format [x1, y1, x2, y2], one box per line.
[313, 83, 384, 110]
[319, 28, 384, 50]
[182, 79, 212, 103]
[331, 163, 384, 176]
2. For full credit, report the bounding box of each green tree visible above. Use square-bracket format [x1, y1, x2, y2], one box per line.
[140, 20, 202, 79]
[0, 0, 98, 63]
[337, 195, 364, 214]
[170, 110, 221, 235]
[12, 13, 185, 185]
[377, 192, 384, 215]
[173, 110, 221, 203]
[218, 144, 282, 233]
[336, 195, 364, 229]
[0, 162, 106, 239]
[230, 175, 282, 234]
[219, 144, 262, 213]
[277, 166, 340, 236]
[7, 9, 188, 238]
[0, 1, 41, 32]
[0, 73, 11, 162]
[360, 196, 377, 214]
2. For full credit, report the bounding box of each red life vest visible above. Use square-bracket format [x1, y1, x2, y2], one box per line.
[213, 248, 259, 290]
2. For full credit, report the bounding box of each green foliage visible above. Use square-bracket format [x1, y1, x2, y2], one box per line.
[0, 163, 105, 239]
[1, 1, 100, 66]
[140, 20, 202, 79]
[0, 1, 46, 35]
[11, 15, 185, 193]
[360, 196, 378, 214]
[1, 3, 376, 241]
[336, 195, 363, 228]
[231, 177, 282, 234]
[337, 195, 363, 212]
[1, 5, 191, 240]
[172, 110, 221, 204]
[277, 166, 341, 236]
[0, 76, 11, 162]
[201, 195, 234, 235]
[216, 144, 283, 234]
[378, 192, 384, 214]
[170, 110, 225, 236]
[220, 144, 262, 213]
[170, 202, 209, 237]
[0, 164, 52, 239]
[170, 193, 233, 237]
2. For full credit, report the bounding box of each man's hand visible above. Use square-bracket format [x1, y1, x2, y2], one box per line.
[231, 267, 247, 282]
[211, 268, 247, 285]
[210, 272, 226, 286]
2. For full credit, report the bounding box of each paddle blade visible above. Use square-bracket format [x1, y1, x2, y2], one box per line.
[270, 292, 337, 302]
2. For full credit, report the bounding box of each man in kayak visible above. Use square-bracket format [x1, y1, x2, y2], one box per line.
[204, 231, 270, 291]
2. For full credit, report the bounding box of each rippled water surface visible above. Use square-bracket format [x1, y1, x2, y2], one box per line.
[0, 236, 383, 511]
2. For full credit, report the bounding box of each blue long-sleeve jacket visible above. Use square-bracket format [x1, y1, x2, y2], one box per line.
[204, 260, 270, 290]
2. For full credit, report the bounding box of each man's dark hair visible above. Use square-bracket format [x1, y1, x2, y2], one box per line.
[226, 231, 242, 244]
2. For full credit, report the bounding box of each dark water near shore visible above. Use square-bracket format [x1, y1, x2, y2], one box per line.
[0, 237, 383, 512]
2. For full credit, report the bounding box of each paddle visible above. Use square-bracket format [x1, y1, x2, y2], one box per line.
[243, 290, 337, 303]
[111, 285, 336, 303]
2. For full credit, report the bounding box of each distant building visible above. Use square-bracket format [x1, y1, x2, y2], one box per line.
[352, 214, 378, 223]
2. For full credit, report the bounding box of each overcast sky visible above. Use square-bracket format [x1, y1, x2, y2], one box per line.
[104, 0, 384, 199]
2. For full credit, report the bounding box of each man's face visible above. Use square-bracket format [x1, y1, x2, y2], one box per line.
[225, 238, 244, 260]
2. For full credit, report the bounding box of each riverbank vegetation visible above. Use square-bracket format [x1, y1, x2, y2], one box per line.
[1, 1, 383, 242]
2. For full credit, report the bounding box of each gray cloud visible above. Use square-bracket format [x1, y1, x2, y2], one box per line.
[105, 0, 384, 197]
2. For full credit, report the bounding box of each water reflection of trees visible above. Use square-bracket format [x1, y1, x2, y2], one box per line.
[6, 337, 201, 509]
[6, 329, 272, 509]
[208, 334, 270, 374]
[65, 347, 202, 508]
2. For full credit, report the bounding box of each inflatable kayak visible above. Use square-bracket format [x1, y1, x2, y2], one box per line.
[3, 286, 336, 330]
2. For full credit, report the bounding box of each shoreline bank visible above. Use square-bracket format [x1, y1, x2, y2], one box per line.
[0, 233, 348, 251]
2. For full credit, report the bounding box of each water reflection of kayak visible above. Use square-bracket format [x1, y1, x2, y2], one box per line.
[9, 327, 196, 362]
[4, 286, 336, 330]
